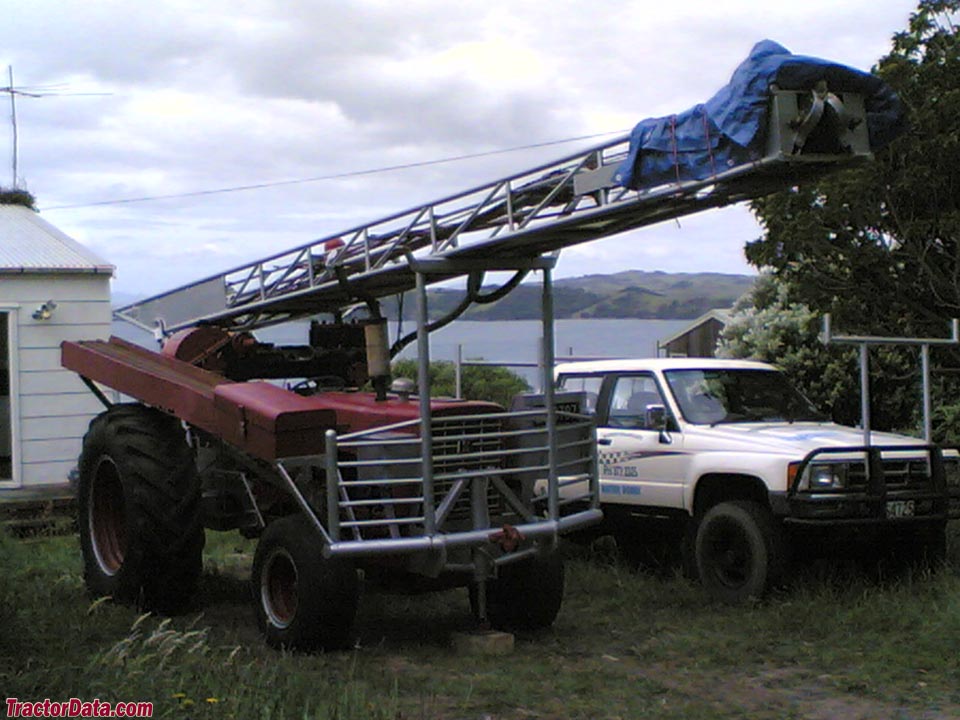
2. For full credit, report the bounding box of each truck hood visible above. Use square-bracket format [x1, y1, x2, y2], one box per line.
[683, 422, 926, 456]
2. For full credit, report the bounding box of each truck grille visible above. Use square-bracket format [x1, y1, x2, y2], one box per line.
[846, 460, 933, 489]
[431, 414, 505, 522]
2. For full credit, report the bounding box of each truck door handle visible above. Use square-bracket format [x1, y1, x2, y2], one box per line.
[598, 438, 612, 446]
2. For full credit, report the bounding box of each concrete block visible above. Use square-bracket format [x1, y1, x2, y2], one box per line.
[451, 630, 515, 655]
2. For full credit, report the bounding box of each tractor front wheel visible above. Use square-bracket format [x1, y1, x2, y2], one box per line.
[470, 550, 565, 631]
[252, 514, 359, 651]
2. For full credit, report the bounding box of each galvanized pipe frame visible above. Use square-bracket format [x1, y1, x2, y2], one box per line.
[336, 409, 594, 444]
[822, 314, 960, 444]
[324, 511, 603, 560]
[258, 255, 600, 566]
[311, 409, 602, 558]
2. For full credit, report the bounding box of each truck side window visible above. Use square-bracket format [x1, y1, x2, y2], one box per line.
[557, 374, 603, 415]
[608, 375, 666, 430]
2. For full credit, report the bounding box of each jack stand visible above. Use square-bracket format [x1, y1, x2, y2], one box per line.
[451, 557, 514, 655]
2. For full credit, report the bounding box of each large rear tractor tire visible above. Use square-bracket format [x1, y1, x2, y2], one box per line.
[252, 514, 359, 652]
[695, 500, 784, 604]
[470, 550, 565, 631]
[78, 404, 204, 614]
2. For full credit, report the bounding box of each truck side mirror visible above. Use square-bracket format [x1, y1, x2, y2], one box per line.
[645, 404, 672, 444]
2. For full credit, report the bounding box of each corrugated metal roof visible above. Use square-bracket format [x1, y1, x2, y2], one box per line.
[0, 204, 114, 274]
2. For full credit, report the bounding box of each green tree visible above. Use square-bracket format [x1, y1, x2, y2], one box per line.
[391, 359, 530, 409]
[718, 274, 919, 430]
[735, 0, 960, 437]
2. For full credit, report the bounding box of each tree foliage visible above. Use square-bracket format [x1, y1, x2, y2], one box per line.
[0, 187, 36, 209]
[730, 1, 960, 438]
[718, 274, 918, 430]
[391, 359, 531, 409]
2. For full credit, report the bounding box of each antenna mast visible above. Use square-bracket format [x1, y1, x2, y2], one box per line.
[1, 68, 111, 191]
[8, 66, 18, 188]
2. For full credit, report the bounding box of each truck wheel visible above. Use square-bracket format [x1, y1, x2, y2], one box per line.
[252, 514, 359, 651]
[78, 404, 204, 614]
[470, 551, 565, 631]
[695, 501, 784, 604]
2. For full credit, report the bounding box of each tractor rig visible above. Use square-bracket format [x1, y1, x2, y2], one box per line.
[61, 40, 903, 650]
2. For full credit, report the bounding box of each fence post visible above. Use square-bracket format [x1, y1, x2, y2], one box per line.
[455, 343, 463, 399]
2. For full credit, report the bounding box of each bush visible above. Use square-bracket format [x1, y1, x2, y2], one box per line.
[0, 187, 36, 209]
[391, 359, 530, 409]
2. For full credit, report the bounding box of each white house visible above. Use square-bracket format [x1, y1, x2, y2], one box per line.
[0, 203, 113, 497]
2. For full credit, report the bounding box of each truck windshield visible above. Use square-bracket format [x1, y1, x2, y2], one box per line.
[663, 368, 827, 425]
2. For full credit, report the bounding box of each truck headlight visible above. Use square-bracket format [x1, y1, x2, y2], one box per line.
[802, 463, 847, 490]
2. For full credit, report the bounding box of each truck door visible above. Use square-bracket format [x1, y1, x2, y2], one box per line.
[597, 373, 686, 510]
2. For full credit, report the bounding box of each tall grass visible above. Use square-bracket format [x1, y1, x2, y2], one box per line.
[3, 527, 960, 719]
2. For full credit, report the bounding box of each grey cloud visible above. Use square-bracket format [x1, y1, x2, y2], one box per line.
[0, 0, 918, 297]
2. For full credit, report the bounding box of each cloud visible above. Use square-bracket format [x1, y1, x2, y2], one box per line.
[0, 0, 918, 297]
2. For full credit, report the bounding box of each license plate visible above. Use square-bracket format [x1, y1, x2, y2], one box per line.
[885, 500, 915, 519]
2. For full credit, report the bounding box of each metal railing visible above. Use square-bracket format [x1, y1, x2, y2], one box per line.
[275, 407, 601, 562]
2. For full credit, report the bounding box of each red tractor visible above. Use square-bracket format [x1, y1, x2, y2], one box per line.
[65, 256, 600, 650]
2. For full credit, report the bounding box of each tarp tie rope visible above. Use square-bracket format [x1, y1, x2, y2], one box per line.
[702, 112, 718, 178]
[670, 115, 682, 186]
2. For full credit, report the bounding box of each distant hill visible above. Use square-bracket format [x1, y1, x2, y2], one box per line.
[113, 270, 756, 322]
[384, 270, 756, 321]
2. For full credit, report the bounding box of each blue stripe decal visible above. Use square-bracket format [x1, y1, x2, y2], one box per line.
[601, 483, 642, 496]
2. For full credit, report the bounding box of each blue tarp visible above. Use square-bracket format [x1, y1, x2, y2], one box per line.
[614, 40, 905, 190]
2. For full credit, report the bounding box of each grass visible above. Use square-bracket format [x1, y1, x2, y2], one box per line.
[3, 527, 960, 719]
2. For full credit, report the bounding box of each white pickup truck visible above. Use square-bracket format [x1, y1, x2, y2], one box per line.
[555, 358, 960, 603]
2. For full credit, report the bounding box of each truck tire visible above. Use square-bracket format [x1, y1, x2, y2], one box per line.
[78, 404, 204, 614]
[695, 500, 784, 604]
[252, 514, 359, 651]
[470, 551, 565, 631]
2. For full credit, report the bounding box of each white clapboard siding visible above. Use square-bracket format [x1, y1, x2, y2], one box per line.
[20, 369, 97, 396]
[21, 391, 106, 419]
[21, 458, 75, 487]
[1, 274, 111, 492]
[10, 301, 111, 326]
[0, 277, 110, 304]
[22, 437, 83, 464]
[19, 348, 68, 372]
[19, 322, 112, 349]
[21, 414, 94, 442]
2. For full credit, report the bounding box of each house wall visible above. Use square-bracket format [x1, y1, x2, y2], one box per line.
[664, 318, 725, 358]
[0, 273, 111, 490]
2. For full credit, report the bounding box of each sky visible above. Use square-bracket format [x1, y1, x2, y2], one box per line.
[0, 0, 920, 299]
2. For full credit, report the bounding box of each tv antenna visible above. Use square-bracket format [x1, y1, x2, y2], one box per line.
[1, 66, 111, 189]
